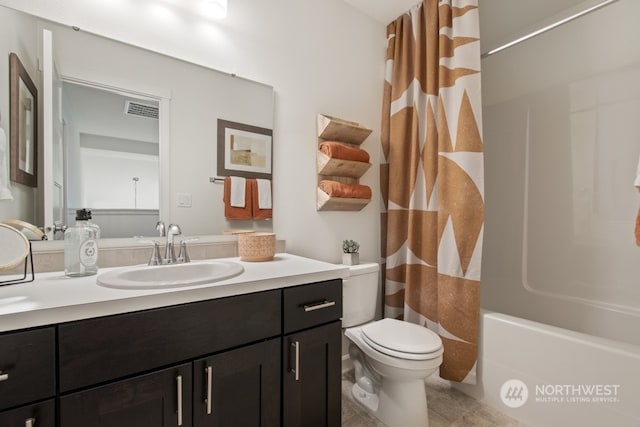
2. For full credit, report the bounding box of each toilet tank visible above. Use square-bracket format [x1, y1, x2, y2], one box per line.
[342, 263, 380, 328]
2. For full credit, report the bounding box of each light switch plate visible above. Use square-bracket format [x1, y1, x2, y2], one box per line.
[176, 193, 192, 207]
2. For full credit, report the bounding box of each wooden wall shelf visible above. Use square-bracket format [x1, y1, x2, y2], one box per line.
[316, 188, 370, 211]
[316, 114, 372, 211]
[316, 152, 371, 178]
[317, 115, 372, 145]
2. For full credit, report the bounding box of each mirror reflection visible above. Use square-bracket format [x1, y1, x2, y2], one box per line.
[61, 82, 160, 238]
[0, 5, 275, 239]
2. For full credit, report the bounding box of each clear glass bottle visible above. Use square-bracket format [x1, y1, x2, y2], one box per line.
[64, 209, 100, 277]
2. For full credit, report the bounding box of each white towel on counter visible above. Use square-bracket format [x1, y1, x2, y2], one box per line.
[256, 179, 272, 209]
[230, 176, 246, 207]
[0, 128, 14, 200]
[635, 154, 640, 191]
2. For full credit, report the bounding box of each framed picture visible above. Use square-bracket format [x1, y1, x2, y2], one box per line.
[217, 119, 272, 179]
[9, 53, 38, 187]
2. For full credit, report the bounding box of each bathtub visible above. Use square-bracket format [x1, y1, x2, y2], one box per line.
[454, 310, 640, 426]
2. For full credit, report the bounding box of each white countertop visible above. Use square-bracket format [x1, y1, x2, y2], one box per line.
[0, 253, 350, 333]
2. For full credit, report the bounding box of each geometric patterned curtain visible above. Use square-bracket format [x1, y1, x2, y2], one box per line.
[380, 0, 484, 383]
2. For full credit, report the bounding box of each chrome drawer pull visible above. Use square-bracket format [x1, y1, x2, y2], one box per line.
[25, 418, 35, 427]
[205, 366, 213, 415]
[177, 375, 183, 426]
[291, 341, 300, 381]
[303, 300, 336, 312]
[0, 372, 8, 382]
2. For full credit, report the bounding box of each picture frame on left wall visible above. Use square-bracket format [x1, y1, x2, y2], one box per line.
[217, 118, 272, 180]
[9, 52, 38, 187]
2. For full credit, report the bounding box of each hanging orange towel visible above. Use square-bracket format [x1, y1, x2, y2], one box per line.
[223, 177, 252, 220]
[250, 179, 272, 220]
[635, 208, 640, 246]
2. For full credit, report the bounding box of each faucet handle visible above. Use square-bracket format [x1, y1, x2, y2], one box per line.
[149, 242, 163, 265]
[177, 241, 190, 263]
[136, 238, 163, 265]
[175, 237, 199, 263]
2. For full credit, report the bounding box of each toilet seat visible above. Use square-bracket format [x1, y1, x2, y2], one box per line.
[361, 318, 442, 361]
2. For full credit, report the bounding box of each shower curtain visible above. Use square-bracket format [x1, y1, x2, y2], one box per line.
[380, 0, 483, 383]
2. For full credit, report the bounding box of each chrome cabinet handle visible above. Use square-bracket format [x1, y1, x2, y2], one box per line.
[303, 300, 336, 312]
[176, 375, 183, 426]
[291, 341, 300, 381]
[25, 418, 35, 427]
[0, 372, 8, 381]
[205, 366, 213, 415]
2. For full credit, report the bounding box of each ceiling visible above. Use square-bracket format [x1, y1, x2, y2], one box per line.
[344, 0, 588, 52]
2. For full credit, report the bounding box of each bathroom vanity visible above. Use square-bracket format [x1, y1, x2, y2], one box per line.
[0, 254, 347, 427]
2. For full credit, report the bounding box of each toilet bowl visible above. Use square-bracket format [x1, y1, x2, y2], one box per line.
[342, 263, 443, 427]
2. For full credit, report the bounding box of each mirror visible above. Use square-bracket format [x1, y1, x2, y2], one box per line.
[9, 52, 38, 187]
[0, 5, 274, 239]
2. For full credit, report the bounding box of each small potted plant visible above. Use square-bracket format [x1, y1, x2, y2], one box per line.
[342, 239, 360, 265]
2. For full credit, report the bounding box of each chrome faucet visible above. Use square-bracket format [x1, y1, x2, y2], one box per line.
[155, 221, 166, 237]
[163, 224, 182, 264]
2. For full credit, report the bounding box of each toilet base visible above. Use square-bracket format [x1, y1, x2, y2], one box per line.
[351, 382, 379, 413]
[351, 378, 430, 427]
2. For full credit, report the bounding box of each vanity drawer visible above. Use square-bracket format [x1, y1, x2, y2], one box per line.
[58, 289, 281, 392]
[283, 279, 342, 334]
[0, 328, 56, 411]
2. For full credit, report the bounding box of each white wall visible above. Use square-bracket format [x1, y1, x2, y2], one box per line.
[0, 0, 386, 263]
[0, 6, 40, 224]
[80, 148, 159, 209]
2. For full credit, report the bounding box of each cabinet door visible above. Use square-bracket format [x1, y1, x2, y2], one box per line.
[0, 399, 55, 427]
[283, 321, 341, 427]
[0, 328, 56, 411]
[193, 339, 280, 427]
[60, 363, 192, 427]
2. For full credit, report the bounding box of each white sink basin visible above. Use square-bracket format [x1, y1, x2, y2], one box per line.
[97, 261, 244, 290]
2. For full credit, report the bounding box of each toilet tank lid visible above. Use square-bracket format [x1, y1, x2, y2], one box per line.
[348, 263, 379, 276]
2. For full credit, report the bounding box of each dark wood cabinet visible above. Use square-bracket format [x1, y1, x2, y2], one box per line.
[193, 339, 281, 427]
[282, 321, 342, 427]
[58, 290, 281, 392]
[0, 399, 55, 427]
[2, 278, 342, 427]
[60, 363, 192, 427]
[282, 279, 343, 427]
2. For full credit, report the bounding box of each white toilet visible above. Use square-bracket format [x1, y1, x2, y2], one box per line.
[343, 263, 443, 427]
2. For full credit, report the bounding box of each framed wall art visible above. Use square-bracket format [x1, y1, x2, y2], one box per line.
[217, 119, 272, 180]
[9, 52, 38, 187]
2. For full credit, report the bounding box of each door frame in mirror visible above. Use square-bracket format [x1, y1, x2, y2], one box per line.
[49, 75, 171, 236]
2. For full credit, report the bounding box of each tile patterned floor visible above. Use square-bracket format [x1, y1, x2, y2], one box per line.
[342, 371, 528, 427]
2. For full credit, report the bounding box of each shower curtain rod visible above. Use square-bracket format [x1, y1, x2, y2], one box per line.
[481, 0, 620, 59]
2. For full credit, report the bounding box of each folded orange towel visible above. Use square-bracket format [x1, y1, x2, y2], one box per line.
[223, 177, 252, 220]
[318, 180, 372, 199]
[250, 179, 272, 220]
[636, 208, 640, 246]
[319, 141, 370, 163]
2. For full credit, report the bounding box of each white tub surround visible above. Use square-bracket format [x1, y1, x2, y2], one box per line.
[0, 253, 349, 333]
[455, 311, 640, 427]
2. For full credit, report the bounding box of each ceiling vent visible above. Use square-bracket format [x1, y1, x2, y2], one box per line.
[124, 100, 159, 120]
